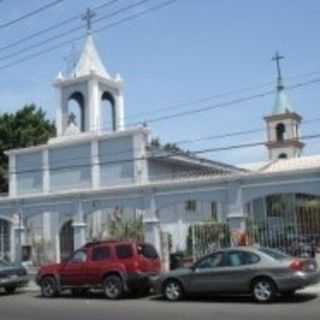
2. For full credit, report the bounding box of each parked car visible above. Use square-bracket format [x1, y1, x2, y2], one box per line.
[152, 247, 320, 303]
[0, 260, 29, 294]
[36, 240, 160, 299]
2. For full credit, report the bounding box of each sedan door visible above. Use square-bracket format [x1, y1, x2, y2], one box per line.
[220, 250, 261, 293]
[188, 252, 230, 293]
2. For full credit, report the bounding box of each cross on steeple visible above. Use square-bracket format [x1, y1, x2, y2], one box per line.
[272, 51, 285, 90]
[82, 8, 96, 34]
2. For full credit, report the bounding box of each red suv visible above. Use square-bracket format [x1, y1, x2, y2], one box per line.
[36, 240, 160, 299]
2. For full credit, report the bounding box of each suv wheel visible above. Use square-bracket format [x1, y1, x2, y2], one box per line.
[252, 278, 276, 303]
[163, 279, 184, 302]
[5, 287, 17, 295]
[41, 277, 58, 298]
[104, 275, 123, 300]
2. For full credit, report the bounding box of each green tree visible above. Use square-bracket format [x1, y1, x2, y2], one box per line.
[0, 105, 55, 193]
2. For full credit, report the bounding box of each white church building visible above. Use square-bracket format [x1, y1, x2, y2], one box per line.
[1, 25, 320, 265]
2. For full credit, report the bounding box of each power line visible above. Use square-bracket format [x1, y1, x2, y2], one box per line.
[0, 0, 64, 29]
[0, 0, 151, 62]
[0, 0, 120, 52]
[0, 0, 177, 71]
[127, 77, 320, 126]
[9, 132, 320, 176]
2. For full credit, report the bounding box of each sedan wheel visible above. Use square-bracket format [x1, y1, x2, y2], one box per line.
[163, 280, 183, 302]
[104, 276, 123, 300]
[252, 279, 276, 303]
[41, 277, 58, 298]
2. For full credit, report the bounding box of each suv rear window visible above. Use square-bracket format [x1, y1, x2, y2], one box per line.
[115, 244, 133, 259]
[137, 244, 158, 259]
[92, 246, 111, 261]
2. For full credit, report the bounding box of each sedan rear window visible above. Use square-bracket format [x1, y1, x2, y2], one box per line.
[258, 248, 289, 260]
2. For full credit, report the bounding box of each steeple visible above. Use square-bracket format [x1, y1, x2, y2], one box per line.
[271, 52, 293, 115]
[264, 52, 304, 160]
[54, 8, 125, 137]
[71, 33, 110, 79]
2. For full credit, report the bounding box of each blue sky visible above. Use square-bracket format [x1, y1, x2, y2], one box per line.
[1, 0, 320, 165]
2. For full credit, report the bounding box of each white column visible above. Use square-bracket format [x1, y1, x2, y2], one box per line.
[91, 140, 100, 189]
[225, 182, 247, 246]
[143, 193, 161, 258]
[73, 201, 87, 250]
[115, 94, 125, 131]
[56, 86, 64, 136]
[43, 149, 50, 193]
[13, 211, 26, 263]
[9, 154, 17, 197]
[88, 77, 100, 132]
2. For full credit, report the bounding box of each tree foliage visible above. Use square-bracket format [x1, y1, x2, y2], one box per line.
[0, 105, 56, 193]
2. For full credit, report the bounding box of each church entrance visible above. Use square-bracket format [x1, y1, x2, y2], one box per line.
[0, 219, 10, 261]
[59, 220, 74, 261]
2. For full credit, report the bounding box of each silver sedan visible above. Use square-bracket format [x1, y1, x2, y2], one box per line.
[153, 247, 320, 303]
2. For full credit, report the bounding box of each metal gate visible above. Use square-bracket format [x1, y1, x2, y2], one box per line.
[247, 194, 320, 257]
[189, 223, 231, 261]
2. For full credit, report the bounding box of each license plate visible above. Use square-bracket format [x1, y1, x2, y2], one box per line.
[9, 275, 18, 280]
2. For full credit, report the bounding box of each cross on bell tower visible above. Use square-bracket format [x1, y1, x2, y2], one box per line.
[272, 51, 285, 90]
[82, 8, 96, 34]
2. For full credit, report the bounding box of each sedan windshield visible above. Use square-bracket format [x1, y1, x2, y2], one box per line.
[258, 248, 290, 260]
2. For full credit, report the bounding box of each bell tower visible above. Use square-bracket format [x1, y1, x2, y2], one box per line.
[264, 52, 304, 160]
[54, 8, 125, 137]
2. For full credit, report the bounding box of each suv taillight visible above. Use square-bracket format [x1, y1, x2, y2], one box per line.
[290, 259, 304, 272]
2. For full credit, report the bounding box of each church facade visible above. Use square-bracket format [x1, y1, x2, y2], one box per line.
[1, 31, 320, 265]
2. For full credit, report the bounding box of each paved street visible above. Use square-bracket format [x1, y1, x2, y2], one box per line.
[1, 290, 320, 320]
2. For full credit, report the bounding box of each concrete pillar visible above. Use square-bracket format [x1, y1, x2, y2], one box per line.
[225, 182, 247, 246]
[9, 154, 17, 197]
[43, 149, 50, 193]
[72, 201, 87, 250]
[115, 93, 125, 131]
[55, 86, 63, 136]
[13, 223, 26, 264]
[91, 140, 100, 189]
[88, 77, 100, 132]
[143, 193, 161, 257]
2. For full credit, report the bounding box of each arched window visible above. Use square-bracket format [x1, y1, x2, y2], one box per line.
[276, 123, 286, 142]
[101, 91, 116, 132]
[68, 92, 85, 131]
[278, 153, 288, 159]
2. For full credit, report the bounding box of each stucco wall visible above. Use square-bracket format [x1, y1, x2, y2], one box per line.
[16, 152, 43, 195]
[49, 143, 91, 191]
[99, 135, 135, 186]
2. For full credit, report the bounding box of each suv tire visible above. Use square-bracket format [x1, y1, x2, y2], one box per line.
[104, 275, 124, 300]
[5, 287, 17, 295]
[41, 276, 59, 298]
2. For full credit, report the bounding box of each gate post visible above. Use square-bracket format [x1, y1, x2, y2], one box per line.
[13, 215, 26, 264]
[143, 192, 161, 258]
[225, 182, 248, 246]
[73, 200, 87, 250]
